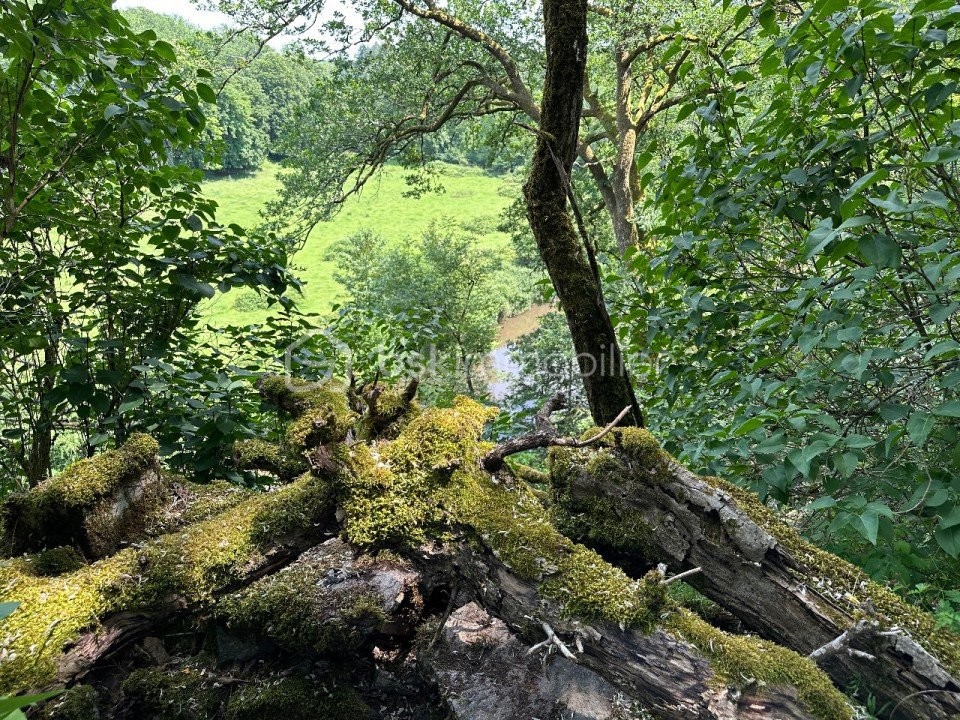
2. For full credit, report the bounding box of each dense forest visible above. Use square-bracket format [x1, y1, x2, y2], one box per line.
[1, 0, 959, 718]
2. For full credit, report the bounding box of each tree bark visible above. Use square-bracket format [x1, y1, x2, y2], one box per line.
[441, 541, 827, 719]
[523, 0, 643, 427]
[550, 434, 960, 720]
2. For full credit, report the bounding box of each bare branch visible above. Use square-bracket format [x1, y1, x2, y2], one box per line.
[807, 620, 879, 664]
[481, 397, 633, 472]
[661, 567, 703, 585]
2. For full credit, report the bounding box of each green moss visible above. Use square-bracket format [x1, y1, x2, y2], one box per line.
[666, 609, 852, 720]
[0, 551, 139, 693]
[338, 397, 497, 547]
[219, 551, 386, 653]
[545, 550, 667, 628]
[233, 438, 306, 480]
[548, 446, 653, 558]
[34, 434, 159, 508]
[0, 473, 334, 693]
[338, 443, 443, 547]
[36, 684, 100, 720]
[259, 376, 357, 450]
[30, 546, 87, 576]
[508, 462, 549, 487]
[384, 396, 498, 473]
[177, 481, 256, 526]
[135, 473, 334, 603]
[122, 665, 226, 719]
[356, 383, 421, 440]
[1, 434, 161, 556]
[445, 467, 568, 580]
[225, 676, 369, 720]
[615, 427, 676, 473]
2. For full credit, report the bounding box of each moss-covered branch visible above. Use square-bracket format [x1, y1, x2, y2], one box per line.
[550, 428, 960, 720]
[1, 434, 165, 558]
[336, 396, 852, 719]
[0, 471, 335, 692]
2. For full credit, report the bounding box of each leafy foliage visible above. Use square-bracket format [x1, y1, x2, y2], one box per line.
[636, 0, 960, 584]
[0, 0, 297, 487]
[315, 224, 516, 402]
[123, 7, 321, 174]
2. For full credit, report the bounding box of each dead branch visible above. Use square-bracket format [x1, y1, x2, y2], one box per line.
[481, 394, 632, 472]
[808, 620, 879, 664]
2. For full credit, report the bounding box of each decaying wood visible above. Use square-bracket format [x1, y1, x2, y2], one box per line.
[56, 531, 325, 686]
[5, 383, 959, 720]
[553, 439, 960, 720]
[444, 541, 822, 720]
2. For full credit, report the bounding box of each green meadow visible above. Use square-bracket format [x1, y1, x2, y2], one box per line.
[199, 162, 522, 328]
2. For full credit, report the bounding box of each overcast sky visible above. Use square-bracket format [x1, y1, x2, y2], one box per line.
[114, 0, 234, 29]
[113, 0, 361, 49]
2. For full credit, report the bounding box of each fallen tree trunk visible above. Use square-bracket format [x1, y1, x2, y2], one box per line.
[3, 383, 957, 720]
[441, 536, 841, 719]
[549, 429, 960, 720]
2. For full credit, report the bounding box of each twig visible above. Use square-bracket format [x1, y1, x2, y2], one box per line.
[661, 567, 702, 586]
[807, 620, 878, 664]
[527, 622, 578, 662]
[577, 406, 634, 445]
[481, 396, 633, 472]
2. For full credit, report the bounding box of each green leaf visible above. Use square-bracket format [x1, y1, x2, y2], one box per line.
[117, 398, 144, 414]
[804, 218, 836, 259]
[843, 169, 888, 200]
[858, 509, 880, 544]
[173, 274, 215, 299]
[0, 602, 19, 621]
[906, 411, 936, 446]
[933, 401, 960, 417]
[733, 417, 765, 436]
[788, 440, 831, 477]
[858, 234, 902, 269]
[843, 434, 876, 449]
[196, 82, 217, 104]
[103, 103, 124, 120]
[935, 525, 960, 557]
[0, 692, 63, 715]
[809, 496, 837, 510]
[833, 452, 859, 478]
[939, 506, 960, 530]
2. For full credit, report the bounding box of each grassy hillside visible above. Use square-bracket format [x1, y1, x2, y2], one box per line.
[200, 162, 522, 328]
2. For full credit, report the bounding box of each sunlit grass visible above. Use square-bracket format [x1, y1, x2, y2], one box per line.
[199, 162, 523, 328]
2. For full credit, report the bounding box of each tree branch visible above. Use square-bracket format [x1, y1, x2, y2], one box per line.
[481, 395, 632, 472]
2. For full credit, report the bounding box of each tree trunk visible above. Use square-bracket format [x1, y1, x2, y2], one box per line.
[523, 0, 642, 428]
[549, 430, 960, 720]
[610, 47, 640, 254]
[25, 421, 52, 488]
[4, 383, 958, 720]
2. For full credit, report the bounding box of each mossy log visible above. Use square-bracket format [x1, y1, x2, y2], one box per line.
[1, 435, 166, 559]
[1, 382, 956, 719]
[550, 430, 960, 720]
